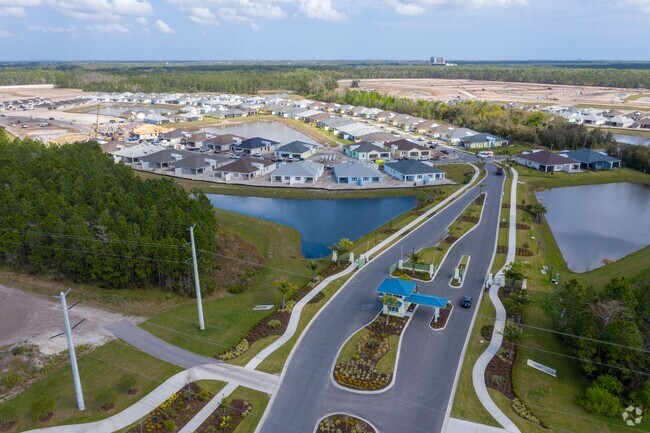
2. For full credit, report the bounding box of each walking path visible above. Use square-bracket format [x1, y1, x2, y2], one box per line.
[471, 165, 521, 433]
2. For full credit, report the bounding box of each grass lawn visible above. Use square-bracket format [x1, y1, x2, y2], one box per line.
[575, 103, 650, 111]
[336, 327, 369, 365]
[257, 274, 351, 374]
[375, 335, 400, 374]
[141, 208, 320, 358]
[491, 167, 512, 275]
[450, 296, 499, 427]
[515, 166, 650, 190]
[230, 386, 270, 433]
[0, 340, 182, 432]
[194, 380, 227, 395]
[479, 166, 650, 432]
[625, 94, 650, 102]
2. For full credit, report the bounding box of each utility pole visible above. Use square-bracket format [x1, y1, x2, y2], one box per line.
[53, 290, 85, 411]
[189, 224, 205, 330]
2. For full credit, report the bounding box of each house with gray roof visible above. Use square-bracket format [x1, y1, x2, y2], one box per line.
[172, 154, 231, 175]
[384, 160, 446, 183]
[514, 151, 580, 173]
[442, 127, 479, 143]
[275, 141, 317, 160]
[343, 141, 391, 161]
[204, 133, 246, 152]
[232, 137, 280, 154]
[139, 149, 193, 169]
[460, 133, 510, 149]
[332, 161, 382, 185]
[387, 139, 431, 159]
[271, 161, 324, 184]
[213, 157, 276, 181]
[356, 131, 400, 144]
[557, 149, 621, 170]
[159, 129, 185, 146]
[143, 114, 173, 125]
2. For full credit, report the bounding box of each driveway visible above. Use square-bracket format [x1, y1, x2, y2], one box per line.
[259, 162, 504, 433]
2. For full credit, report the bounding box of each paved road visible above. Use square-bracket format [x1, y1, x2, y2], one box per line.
[259, 162, 504, 433]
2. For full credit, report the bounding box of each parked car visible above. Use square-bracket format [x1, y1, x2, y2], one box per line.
[441, 149, 449, 154]
[461, 296, 473, 308]
[496, 167, 504, 176]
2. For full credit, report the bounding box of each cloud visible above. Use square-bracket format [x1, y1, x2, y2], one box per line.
[0, 6, 27, 17]
[135, 16, 147, 24]
[298, 0, 345, 21]
[625, 0, 650, 13]
[27, 24, 77, 32]
[86, 22, 133, 32]
[155, 18, 175, 33]
[183, 6, 219, 25]
[0, 30, 11, 38]
[218, 7, 259, 28]
[0, 0, 41, 5]
[386, 0, 425, 15]
[53, 0, 154, 20]
[384, 0, 528, 15]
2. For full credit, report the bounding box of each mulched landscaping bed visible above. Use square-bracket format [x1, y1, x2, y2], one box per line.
[485, 341, 516, 399]
[0, 421, 16, 432]
[516, 223, 530, 230]
[308, 291, 325, 304]
[410, 210, 425, 216]
[322, 262, 350, 278]
[458, 215, 479, 223]
[444, 236, 458, 244]
[391, 269, 431, 281]
[496, 245, 508, 254]
[480, 325, 494, 341]
[334, 315, 408, 391]
[318, 414, 376, 433]
[195, 399, 253, 433]
[502, 203, 510, 208]
[381, 228, 398, 235]
[515, 248, 534, 257]
[500, 221, 510, 228]
[430, 304, 452, 329]
[473, 194, 485, 205]
[126, 383, 212, 433]
[217, 311, 289, 360]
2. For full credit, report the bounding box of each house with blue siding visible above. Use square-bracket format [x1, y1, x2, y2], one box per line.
[557, 149, 621, 170]
[384, 160, 445, 183]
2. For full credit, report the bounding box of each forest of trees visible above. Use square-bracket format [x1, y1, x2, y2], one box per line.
[548, 278, 650, 417]
[606, 142, 650, 173]
[324, 90, 615, 150]
[2, 62, 650, 93]
[0, 131, 218, 294]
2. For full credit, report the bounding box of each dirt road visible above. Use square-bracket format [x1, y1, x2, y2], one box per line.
[0, 284, 134, 355]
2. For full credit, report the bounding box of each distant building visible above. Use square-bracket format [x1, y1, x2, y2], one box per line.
[430, 56, 446, 65]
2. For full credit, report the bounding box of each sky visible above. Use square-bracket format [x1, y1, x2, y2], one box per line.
[0, 0, 649, 61]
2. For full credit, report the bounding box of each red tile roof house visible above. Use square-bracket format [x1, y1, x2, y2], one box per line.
[513, 151, 581, 173]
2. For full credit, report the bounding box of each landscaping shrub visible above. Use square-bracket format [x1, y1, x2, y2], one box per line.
[511, 398, 542, 425]
[583, 384, 622, 417]
[197, 390, 210, 402]
[217, 339, 249, 360]
[227, 284, 245, 294]
[164, 419, 176, 432]
[118, 372, 138, 394]
[30, 396, 55, 422]
[96, 387, 117, 410]
[267, 319, 281, 329]
[0, 405, 17, 428]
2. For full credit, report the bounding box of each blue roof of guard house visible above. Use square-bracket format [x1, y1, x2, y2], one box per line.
[376, 278, 416, 297]
[404, 293, 448, 309]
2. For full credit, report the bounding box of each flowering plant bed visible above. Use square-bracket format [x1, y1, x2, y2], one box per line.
[333, 314, 408, 391]
[430, 303, 453, 329]
[318, 414, 376, 433]
[390, 268, 431, 281]
[217, 311, 290, 360]
[195, 399, 253, 433]
[125, 383, 213, 433]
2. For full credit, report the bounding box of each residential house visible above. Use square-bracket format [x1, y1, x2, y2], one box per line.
[178, 113, 203, 122]
[332, 161, 382, 185]
[304, 112, 330, 124]
[604, 115, 633, 128]
[442, 127, 478, 143]
[460, 133, 510, 149]
[557, 149, 621, 170]
[204, 134, 246, 153]
[172, 154, 231, 175]
[375, 278, 448, 321]
[159, 129, 185, 146]
[213, 157, 276, 181]
[412, 119, 440, 134]
[637, 118, 650, 129]
[375, 111, 395, 123]
[110, 143, 159, 164]
[143, 114, 173, 125]
[387, 139, 431, 159]
[185, 131, 214, 149]
[384, 160, 446, 183]
[513, 151, 580, 172]
[343, 141, 391, 161]
[139, 149, 192, 169]
[231, 137, 280, 154]
[274, 141, 317, 160]
[356, 132, 400, 144]
[271, 161, 324, 184]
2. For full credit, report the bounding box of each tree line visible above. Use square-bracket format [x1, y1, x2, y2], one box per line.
[0, 132, 218, 295]
[322, 90, 614, 150]
[2, 62, 650, 92]
[606, 142, 650, 173]
[548, 278, 650, 417]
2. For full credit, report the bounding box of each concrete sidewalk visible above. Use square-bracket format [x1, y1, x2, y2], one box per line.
[447, 417, 511, 433]
[471, 165, 521, 433]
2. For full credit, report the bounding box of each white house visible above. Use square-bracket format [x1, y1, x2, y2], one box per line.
[271, 161, 324, 184]
[384, 160, 446, 183]
[513, 151, 580, 172]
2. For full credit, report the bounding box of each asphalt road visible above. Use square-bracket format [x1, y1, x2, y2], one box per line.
[259, 162, 505, 433]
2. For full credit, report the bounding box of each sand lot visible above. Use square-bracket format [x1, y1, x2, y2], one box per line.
[0, 85, 85, 103]
[0, 284, 135, 355]
[339, 78, 650, 109]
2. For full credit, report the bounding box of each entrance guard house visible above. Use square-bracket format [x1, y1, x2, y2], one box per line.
[376, 278, 448, 322]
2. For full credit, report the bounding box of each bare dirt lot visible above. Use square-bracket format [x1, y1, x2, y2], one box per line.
[0, 85, 85, 103]
[0, 284, 135, 355]
[339, 78, 650, 109]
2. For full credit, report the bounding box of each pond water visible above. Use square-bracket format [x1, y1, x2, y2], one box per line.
[613, 134, 650, 146]
[206, 121, 320, 145]
[535, 182, 650, 272]
[208, 194, 417, 258]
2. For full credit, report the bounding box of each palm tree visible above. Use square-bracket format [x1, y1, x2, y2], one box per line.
[380, 294, 399, 327]
[273, 278, 295, 310]
[305, 260, 318, 281]
[405, 249, 423, 276]
[478, 183, 486, 194]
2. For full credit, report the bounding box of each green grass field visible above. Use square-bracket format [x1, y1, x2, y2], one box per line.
[0, 340, 182, 432]
[230, 386, 270, 433]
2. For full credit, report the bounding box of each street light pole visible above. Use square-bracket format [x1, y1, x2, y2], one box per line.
[189, 224, 205, 331]
[54, 290, 85, 411]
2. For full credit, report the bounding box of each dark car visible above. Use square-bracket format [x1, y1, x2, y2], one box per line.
[461, 296, 473, 308]
[496, 167, 504, 176]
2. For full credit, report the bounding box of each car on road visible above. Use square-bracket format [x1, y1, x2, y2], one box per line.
[461, 296, 473, 308]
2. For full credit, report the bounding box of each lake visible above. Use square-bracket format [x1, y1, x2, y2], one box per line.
[536, 182, 650, 272]
[207, 194, 417, 258]
[613, 134, 650, 146]
[206, 121, 320, 146]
